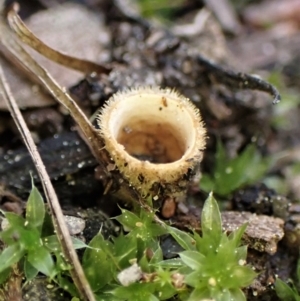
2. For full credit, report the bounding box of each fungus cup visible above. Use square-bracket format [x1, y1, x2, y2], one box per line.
[98, 87, 206, 200]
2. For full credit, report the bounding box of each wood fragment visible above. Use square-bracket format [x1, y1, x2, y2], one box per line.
[222, 211, 285, 255]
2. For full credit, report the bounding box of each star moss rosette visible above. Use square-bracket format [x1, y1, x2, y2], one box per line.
[97, 87, 206, 199]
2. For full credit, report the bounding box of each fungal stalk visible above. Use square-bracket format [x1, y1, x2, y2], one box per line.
[98, 87, 206, 200]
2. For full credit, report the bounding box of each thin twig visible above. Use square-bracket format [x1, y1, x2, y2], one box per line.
[7, 4, 111, 75]
[0, 62, 96, 301]
[197, 55, 281, 104]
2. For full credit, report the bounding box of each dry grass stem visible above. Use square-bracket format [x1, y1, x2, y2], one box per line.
[0, 63, 96, 301]
[7, 5, 111, 75]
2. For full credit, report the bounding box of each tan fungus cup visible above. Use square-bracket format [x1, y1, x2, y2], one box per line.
[97, 87, 206, 199]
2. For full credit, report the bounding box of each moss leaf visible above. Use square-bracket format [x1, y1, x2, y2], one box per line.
[26, 184, 45, 234]
[179, 251, 205, 270]
[83, 233, 115, 291]
[27, 245, 56, 277]
[0, 244, 24, 272]
[201, 192, 222, 245]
